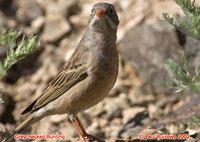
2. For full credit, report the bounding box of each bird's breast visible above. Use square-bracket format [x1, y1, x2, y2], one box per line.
[89, 45, 119, 88]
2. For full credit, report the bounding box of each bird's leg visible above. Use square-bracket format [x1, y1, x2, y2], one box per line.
[69, 114, 87, 139]
[69, 114, 104, 142]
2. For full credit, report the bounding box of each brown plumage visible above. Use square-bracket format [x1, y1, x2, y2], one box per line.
[4, 2, 119, 142]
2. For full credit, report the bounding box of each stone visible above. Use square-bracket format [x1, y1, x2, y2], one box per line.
[166, 124, 178, 134]
[184, 137, 196, 142]
[39, 0, 79, 16]
[49, 114, 66, 124]
[104, 99, 122, 120]
[148, 104, 159, 119]
[118, 21, 182, 93]
[31, 16, 45, 33]
[184, 36, 200, 70]
[0, 11, 6, 27]
[122, 107, 146, 124]
[40, 0, 79, 43]
[42, 15, 71, 43]
[15, 0, 43, 24]
[0, 122, 7, 141]
[0, 92, 15, 124]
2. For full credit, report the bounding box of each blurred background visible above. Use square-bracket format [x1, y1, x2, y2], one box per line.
[0, 0, 200, 141]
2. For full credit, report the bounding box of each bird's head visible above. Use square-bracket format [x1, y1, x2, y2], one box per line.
[89, 2, 119, 34]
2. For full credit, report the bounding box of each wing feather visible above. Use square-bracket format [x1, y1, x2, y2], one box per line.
[32, 66, 88, 112]
[21, 48, 89, 114]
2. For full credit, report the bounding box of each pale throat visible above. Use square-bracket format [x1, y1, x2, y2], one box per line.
[88, 15, 116, 39]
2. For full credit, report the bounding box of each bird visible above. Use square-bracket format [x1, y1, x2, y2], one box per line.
[4, 2, 119, 142]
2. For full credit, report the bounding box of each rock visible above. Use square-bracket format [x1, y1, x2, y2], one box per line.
[0, 0, 15, 17]
[42, 15, 71, 43]
[14, 82, 37, 102]
[128, 91, 155, 106]
[0, 11, 6, 27]
[30, 16, 45, 34]
[118, 0, 135, 10]
[184, 36, 200, 70]
[166, 124, 178, 134]
[0, 94, 7, 120]
[0, 122, 7, 141]
[39, 0, 79, 16]
[122, 107, 146, 124]
[86, 121, 101, 136]
[57, 0, 80, 16]
[109, 77, 132, 97]
[31, 117, 52, 134]
[41, 0, 79, 43]
[0, 92, 15, 124]
[98, 118, 108, 128]
[49, 114, 66, 124]
[86, 102, 105, 118]
[186, 129, 200, 136]
[105, 94, 131, 120]
[104, 99, 122, 120]
[117, 0, 151, 42]
[184, 137, 196, 142]
[116, 93, 132, 110]
[87, 93, 131, 121]
[148, 104, 159, 119]
[118, 109, 148, 138]
[120, 126, 143, 139]
[82, 112, 94, 126]
[118, 21, 182, 93]
[0, 45, 9, 59]
[59, 121, 74, 141]
[0, 0, 6, 6]
[15, 0, 43, 24]
[105, 124, 121, 138]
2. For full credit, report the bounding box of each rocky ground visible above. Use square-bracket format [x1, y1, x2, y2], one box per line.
[0, 0, 200, 141]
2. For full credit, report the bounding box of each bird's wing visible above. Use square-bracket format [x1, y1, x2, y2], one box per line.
[21, 48, 89, 114]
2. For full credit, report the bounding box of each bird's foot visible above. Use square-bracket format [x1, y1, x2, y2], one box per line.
[69, 115, 104, 142]
[77, 134, 105, 142]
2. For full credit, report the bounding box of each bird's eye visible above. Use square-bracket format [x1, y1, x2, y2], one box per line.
[109, 7, 115, 15]
[91, 9, 95, 14]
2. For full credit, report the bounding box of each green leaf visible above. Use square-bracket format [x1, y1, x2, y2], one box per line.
[0, 33, 38, 80]
[0, 30, 38, 103]
[163, 0, 200, 40]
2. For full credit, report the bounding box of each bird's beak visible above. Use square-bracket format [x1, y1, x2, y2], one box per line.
[95, 9, 106, 18]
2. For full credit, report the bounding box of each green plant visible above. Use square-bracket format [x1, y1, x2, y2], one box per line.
[163, 0, 200, 40]
[163, 0, 200, 94]
[0, 29, 38, 103]
[0, 30, 38, 80]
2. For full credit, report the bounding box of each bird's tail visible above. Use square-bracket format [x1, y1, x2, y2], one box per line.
[3, 115, 34, 142]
